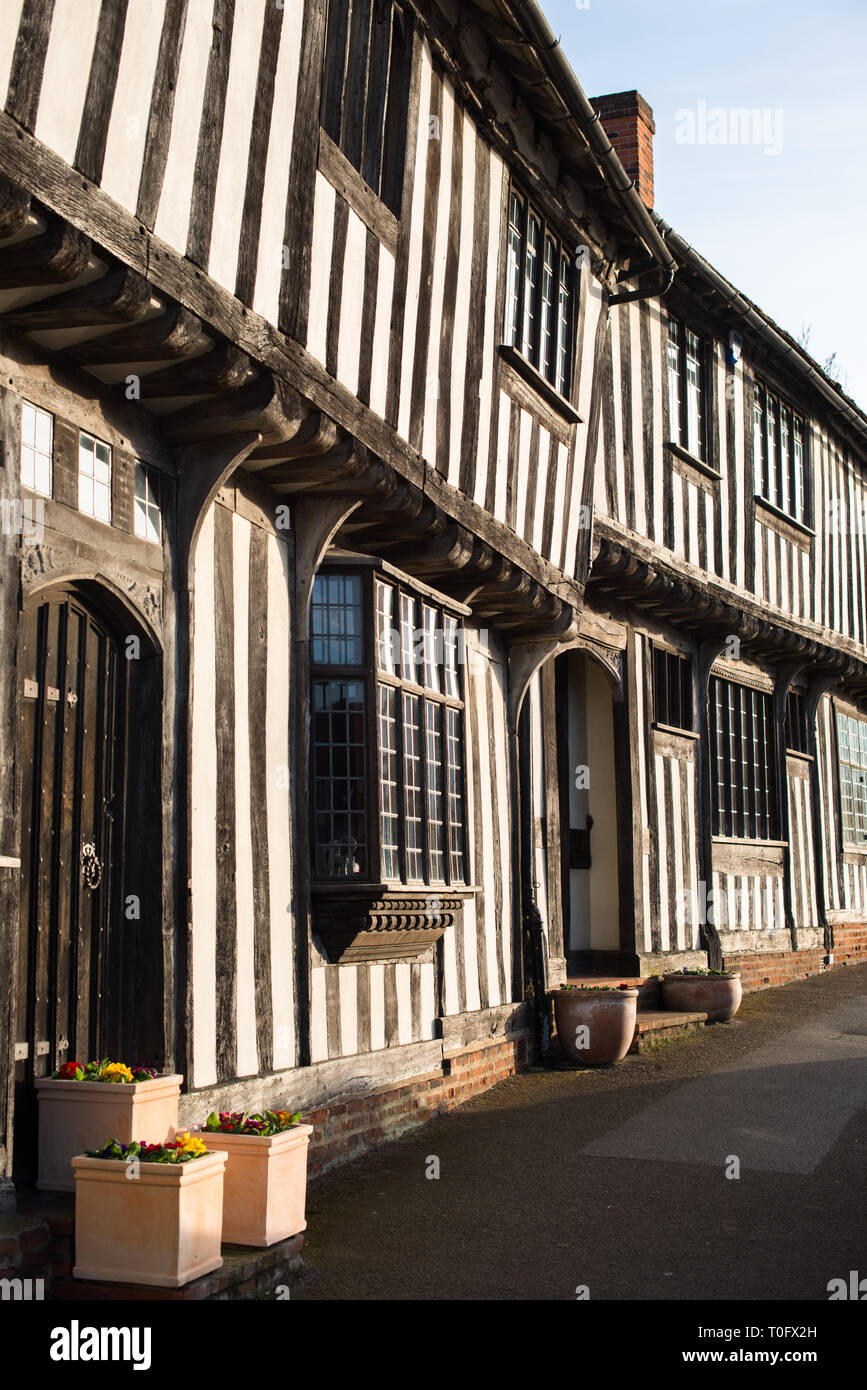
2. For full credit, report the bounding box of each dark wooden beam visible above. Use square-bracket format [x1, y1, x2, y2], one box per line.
[3, 264, 152, 331]
[70, 302, 204, 366]
[0, 216, 90, 289]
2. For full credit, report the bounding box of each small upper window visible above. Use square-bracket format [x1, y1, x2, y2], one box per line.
[78, 430, 112, 524]
[20, 400, 52, 497]
[753, 381, 808, 526]
[320, 0, 413, 216]
[504, 189, 575, 398]
[784, 689, 809, 754]
[667, 314, 706, 461]
[134, 462, 161, 544]
[653, 646, 693, 732]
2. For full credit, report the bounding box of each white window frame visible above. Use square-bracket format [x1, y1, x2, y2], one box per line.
[20, 400, 53, 497]
[134, 461, 161, 545]
[78, 430, 112, 525]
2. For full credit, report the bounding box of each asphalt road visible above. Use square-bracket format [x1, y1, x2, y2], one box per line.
[293, 963, 867, 1301]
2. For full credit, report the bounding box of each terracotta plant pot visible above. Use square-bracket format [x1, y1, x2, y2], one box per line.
[71, 1148, 227, 1287]
[36, 1074, 183, 1192]
[551, 988, 639, 1065]
[662, 972, 742, 1022]
[198, 1124, 313, 1246]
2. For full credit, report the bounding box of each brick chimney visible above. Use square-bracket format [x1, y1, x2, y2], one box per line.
[590, 91, 655, 210]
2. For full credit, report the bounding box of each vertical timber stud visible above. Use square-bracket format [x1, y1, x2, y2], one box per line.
[280, 0, 329, 344]
[173, 433, 262, 1089]
[291, 496, 362, 1069]
[507, 633, 580, 1031]
[555, 655, 572, 966]
[540, 661, 565, 981]
[807, 677, 844, 956]
[616, 637, 642, 971]
[0, 385, 22, 1189]
[696, 637, 728, 970]
[774, 660, 808, 950]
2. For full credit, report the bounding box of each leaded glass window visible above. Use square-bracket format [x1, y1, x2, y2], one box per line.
[710, 676, 776, 840]
[311, 566, 467, 886]
[838, 711, 867, 845]
[503, 187, 575, 398]
[667, 313, 706, 461]
[753, 381, 809, 525]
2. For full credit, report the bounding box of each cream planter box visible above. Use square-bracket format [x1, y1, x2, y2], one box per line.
[72, 1149, 227, 1288]
[36, 1075, 183, 1192]
[198, 1125, 313, 1247]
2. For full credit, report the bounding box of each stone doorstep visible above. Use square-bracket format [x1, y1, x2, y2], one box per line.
[629, 1009, 708, 1055]
[51, 1233, 305, 1301]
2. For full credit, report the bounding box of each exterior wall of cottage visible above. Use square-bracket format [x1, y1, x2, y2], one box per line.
[593, 293, 867, 652]
[187, 485, 522, 1092]
[0, 332, 177, 1175]
[0, 3, 599, 584]
[1, 0, 867, 1179]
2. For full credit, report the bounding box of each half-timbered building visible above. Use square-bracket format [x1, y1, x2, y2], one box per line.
[1, 0, 866, 1191]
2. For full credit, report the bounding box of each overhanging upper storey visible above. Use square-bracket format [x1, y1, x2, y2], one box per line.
[654, 216, 867, 457]
[423, 0, 676, 290]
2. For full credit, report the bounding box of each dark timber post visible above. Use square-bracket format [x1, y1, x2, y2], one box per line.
[696, 637, 728, 971]
[0, 384, 22, 1194]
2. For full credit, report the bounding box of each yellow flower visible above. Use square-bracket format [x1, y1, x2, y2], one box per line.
[103, 1063, 135, 1084]
[175, 1131, 207, 1158]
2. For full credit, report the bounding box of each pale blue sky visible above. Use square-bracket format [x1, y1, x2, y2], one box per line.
[542, 0, 867, 410]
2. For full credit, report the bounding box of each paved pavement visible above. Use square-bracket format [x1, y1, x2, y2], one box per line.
[293, 963, 867, 1301]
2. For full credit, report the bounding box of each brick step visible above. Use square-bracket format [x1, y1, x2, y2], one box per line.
[50, 1232, 305, 1301]
[629, 1008, 708, 1054]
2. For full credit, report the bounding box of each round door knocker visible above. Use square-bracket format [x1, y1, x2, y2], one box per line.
[81, 842, 102, 890]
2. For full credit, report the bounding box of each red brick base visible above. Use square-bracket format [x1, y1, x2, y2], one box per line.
[722, 923, 867, 993]
[305, 1034, 530, 1181]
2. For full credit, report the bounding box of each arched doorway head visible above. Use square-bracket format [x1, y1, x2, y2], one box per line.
[509, 630, 624, 731]
[13, 578, 162, 1180]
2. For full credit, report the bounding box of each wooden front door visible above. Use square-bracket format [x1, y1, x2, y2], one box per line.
[13, 589, 127, 1180]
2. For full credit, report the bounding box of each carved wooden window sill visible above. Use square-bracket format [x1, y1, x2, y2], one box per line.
[497, 345, 582, 428]
[312, 884, 476, 963]
[664, 441, 721, 491]
[753, 494, 814, 548]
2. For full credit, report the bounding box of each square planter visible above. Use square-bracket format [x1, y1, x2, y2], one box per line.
[71, 1149, 227, 1287]
[36, 1074, 183, 1192]
[198, 1124, 313, 1246]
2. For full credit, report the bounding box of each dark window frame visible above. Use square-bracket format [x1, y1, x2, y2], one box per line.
[709, 675, 777, 840]
[310, 564, 468, 888]
[666, 312, 707, 462]
[784, 688, 809, 754]
[503, 185, 576, 400]
[652, 646, 694, 732]
[752, 379, 809, 527]
[320, 0, 413, 217]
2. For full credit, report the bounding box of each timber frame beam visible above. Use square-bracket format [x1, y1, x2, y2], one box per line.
[0, 141, 584, 639]
[590, 520, 867, 690]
